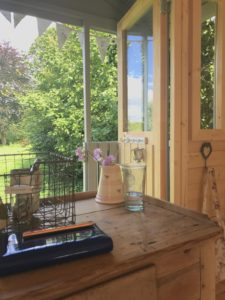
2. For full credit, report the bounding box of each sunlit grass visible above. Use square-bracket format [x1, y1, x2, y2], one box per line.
[0, 143, 31, 155]
[0, 143, 32, 176]
[0, 143, 32, 201]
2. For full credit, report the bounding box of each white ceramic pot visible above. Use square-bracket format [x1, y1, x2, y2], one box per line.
[95, 164, 124, 204]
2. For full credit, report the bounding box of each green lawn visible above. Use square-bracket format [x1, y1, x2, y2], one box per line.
[0, 143, 33, 176]
[0, 143, 31, 155]
[0, 143, 32, 202]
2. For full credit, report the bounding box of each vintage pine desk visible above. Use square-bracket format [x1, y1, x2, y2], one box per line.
[0, 196, 220, 300]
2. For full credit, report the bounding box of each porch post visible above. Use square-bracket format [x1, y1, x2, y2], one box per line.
[82, 21, 91, 191]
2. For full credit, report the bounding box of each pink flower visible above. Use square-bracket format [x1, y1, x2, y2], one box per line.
[75, 147, 85, 161]
[93, 148, 103, 162]
[75, 147, 116, 166]
[102, 155, 116, 166]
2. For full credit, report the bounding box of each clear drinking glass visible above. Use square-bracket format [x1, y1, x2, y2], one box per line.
[120, 163, 146, 212]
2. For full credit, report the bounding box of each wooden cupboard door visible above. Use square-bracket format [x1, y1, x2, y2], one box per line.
[64, 265, 157, 300]
[158, 263, 201, 300]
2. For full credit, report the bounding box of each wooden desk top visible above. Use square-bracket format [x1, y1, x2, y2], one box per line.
[0, 196, 220, 300]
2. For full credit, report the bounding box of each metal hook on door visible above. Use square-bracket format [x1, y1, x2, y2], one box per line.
[200, 142, 212, 168]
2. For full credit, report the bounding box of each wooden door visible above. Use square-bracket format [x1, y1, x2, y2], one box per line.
[117, 0, 168, 199]
[170, 0, 225, 210]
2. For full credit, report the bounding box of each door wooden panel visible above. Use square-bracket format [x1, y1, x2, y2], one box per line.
[117, 0, 168, 200]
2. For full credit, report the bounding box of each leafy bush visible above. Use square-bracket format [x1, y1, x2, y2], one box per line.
[19, 27, 118, 156]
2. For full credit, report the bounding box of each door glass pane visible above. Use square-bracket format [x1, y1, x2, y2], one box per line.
[127, 7, 153, 131]
[201, 0, 218, 129]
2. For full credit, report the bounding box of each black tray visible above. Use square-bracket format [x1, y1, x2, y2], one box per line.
[0, 225, 113, 276]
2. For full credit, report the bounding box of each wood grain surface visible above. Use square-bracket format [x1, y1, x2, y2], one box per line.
[0, 196, 220, 300]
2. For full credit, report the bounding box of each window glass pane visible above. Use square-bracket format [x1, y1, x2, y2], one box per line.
[201, 0, 217, 129]
[127, 35, 144, 131]
[147, 35, 154, 131]
[127, 7, 153, 131]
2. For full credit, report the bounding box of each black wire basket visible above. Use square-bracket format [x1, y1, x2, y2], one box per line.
[0, 152, 77, 234]
[0, 152, 113, 276]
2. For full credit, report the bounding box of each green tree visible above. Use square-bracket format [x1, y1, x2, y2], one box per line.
[20, 28, 84, 154]
[0, 42, 29, 144]
[20, 27, 118, 155]
[90, 31, 118, 141]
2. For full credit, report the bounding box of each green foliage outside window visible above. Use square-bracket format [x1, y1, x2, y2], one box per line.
[201, 18, 216, 129]
[18, 27, 118, 155]
[0, 42, 29, 145]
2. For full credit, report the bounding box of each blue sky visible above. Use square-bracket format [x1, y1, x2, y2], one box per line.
[127, 34, 154, 124]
